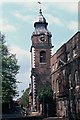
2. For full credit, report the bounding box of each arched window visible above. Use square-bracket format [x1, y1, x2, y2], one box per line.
[40, 51, 46, 63]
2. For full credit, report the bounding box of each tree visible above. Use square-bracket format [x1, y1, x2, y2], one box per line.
[37, 85, 54, 116]
[21, 88, 30, 107]
[37, 85, 53, 103]
[1, 34, 20, 103]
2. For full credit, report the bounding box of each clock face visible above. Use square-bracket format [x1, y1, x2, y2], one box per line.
[40, 35, 45, 41]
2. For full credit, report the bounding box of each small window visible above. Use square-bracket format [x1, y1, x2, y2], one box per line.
[73, 49, 77, 57]
[63, 70, 65, 76]
[52, 64, 55, 72]
[67, 53, 70, 61]
[40, 51, 46, 63]
[55, 62, 58, 69]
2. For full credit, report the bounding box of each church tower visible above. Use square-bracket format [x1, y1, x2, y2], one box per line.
[30, 8, 53, 111]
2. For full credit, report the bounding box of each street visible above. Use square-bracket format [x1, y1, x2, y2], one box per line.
[1, 116, 69, 120]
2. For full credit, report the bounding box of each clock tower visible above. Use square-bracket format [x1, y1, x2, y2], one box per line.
[30, 9, 53, 111]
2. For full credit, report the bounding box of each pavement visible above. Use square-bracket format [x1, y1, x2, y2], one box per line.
[43, 117, 69, 120]
[29, 112, 69, 120]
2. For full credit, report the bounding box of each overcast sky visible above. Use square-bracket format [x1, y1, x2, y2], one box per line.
[0, 0, 79, 99]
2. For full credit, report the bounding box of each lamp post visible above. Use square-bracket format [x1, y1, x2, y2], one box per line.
[72, 87, 76, 120]
[68, 85, 77, 120]
[68, 86, 72, 120]
[68, 74, 74, 120]
[75, 85, 80, 120]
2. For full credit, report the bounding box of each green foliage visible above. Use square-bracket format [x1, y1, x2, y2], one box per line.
[1, 34, 20, 103]
[37, 85, 53, 103]
[21, 88, 30, 107]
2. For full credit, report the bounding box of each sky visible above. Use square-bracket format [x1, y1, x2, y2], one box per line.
[0, 0, 79, 99]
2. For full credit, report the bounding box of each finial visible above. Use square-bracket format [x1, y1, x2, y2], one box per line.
[38, 1, 42, 15]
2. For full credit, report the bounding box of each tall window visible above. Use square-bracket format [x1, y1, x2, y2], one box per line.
[40, 51, 46, 63]
[52, 64, 55, 72]
[56, 79, 59, 94]
[75, 71, 78, 85]
[75, 71, 79, 89]
[69, 74, 72, 89]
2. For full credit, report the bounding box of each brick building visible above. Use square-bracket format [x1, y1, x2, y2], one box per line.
[51, 32, 80, 119]
[29, 7, 80, 119]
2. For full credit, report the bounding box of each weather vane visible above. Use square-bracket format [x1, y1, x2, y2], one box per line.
[38, 1, 42, 14]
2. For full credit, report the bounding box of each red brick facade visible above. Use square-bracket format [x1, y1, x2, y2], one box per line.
[30, 9, 80, 119]
[51, 32, 80, 119]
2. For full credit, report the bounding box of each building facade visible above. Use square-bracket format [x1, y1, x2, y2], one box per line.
[29, 7, 80, 118]
[51, 32, 80, 119]
[30, 9, 53, 111]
